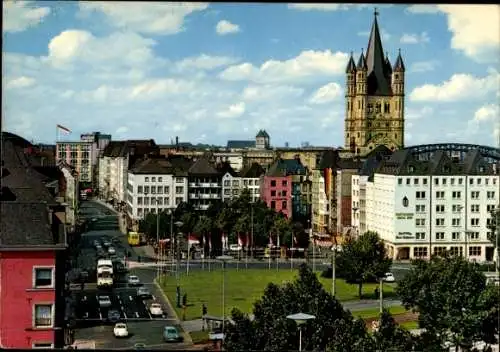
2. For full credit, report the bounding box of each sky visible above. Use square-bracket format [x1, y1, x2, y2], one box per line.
[2, 2, 499, 148]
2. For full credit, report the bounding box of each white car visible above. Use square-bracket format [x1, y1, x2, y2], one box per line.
[113, 323, 129, 337]
[98, 295, 112, 308]
[383, 272, 395, 283]
[128, 275, 141, 286]
[108, 247, 116, 255]
[230, 244, 242, 252]
[149, 303, 163, 316]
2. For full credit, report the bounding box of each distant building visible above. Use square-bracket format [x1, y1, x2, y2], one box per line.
[220, 162, 265, 202]
[188, 158, 223, 211]
[58, 161, 79, 229]
[0, 132, 68, 349]
[255, 130, 270, 150]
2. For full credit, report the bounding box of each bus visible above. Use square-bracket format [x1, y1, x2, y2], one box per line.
[128, 232, 140, 246]
[97, 259, 114, 288]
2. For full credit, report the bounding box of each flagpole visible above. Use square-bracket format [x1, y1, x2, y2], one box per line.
[245, 233, 248, 269]
[291, 235, 294, 271]
[202, 233, 205, 271]
[268, 233, 271, 270]
[276, 232, 279, 272]
[208, 233, 211, 272]
[236, 234, 239, 272]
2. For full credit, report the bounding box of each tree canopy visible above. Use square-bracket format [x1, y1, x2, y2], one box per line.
[396, 254, 499, 350]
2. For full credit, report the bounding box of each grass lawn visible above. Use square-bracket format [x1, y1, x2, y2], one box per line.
[399, 321, 419, 330]
[189, 330, 209, 344]
[350, 305, 407, 319]
[160, 268, 396, 321]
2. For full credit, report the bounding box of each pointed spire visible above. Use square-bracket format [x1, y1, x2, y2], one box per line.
[345, 51, 356, 73]
[357, 49, 367, 70]
[384, 51, 392, 75]
[365, 9, 390, 94]
[393, 48, 405, 72]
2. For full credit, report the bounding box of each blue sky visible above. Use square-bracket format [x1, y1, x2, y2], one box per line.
[3, 2, 499, 147]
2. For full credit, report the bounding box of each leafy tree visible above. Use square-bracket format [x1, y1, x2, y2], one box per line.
[337, 231, 392, 298]
[396, 255, 499, 350]
[487, 208, 499, 251]
[224, 264, 368, 351]
[370, 309, 416, 351]
[193, 215, 214, 255]
[271, 213, 292, 246]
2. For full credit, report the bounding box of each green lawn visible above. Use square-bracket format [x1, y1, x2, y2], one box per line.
[160, 268, 396, 321]
[399, 321, 419, 330]
[351, 305, 407, 319]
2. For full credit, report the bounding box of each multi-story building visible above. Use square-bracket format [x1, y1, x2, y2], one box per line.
[188, 158, 222, 211]
[55, 141, 93, 183]
[126, 156, 189, 221]
[58, 161, 79, 229]
[255, 130, 270, 149]
[358, 149, 498, 262]
[311, 169, 329, 233]
[1, 133, 69, 349]
[336, 159, 363, 236]
[344, 11, 405, 155]
[220, 162, 265, 202]
[99, 140, 158, 206]
[80, 132, 111, 188]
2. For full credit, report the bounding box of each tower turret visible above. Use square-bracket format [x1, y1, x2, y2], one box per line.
[345, 52, 357, 96]
[384, 52, 392, 87]
[392, 49, 405, 96]
[356, 50, 367, 96]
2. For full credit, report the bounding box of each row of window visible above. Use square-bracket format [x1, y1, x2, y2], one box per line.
[414, 231, 481, 240]
[143, 176, 184, 183]
[415, 191, 494, 200]
[413, 246, 482, 257]
[136, 202, 184, 215]
[136, 186, 184, 195]
[136, 196, 187, 206]
[399, 177, 497, 186]
[224, 179, 260, 187]
[270, 200, 288, 210]
[270, 180, 288, 187]
[415, 204, 496, 214]
[415, 218, 484, 227]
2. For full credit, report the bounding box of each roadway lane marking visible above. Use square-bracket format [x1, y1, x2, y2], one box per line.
[98, 310, 102, 320]
[135, 312, 139, 318]
[129, 296, 133, 301]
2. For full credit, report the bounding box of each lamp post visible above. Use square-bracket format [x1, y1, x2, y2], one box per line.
[286, 312, 316, 352]
[331, 234, 337, 297]
[174, 220, 184, 308]
[216, 255, 233, 337]
[155, 197, 162, 281]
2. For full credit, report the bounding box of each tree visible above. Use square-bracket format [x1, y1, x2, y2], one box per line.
[271, 213, 292, 246]
[193, 215, 214, 256]
[224, 264, 368, 351]
[337, 231, 392, 298]
[396, 255, 499, 350]
[487, 208, 499, 253]
[370, 309, 416, 351]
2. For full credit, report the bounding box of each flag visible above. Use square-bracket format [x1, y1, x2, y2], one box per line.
[268, 233, 273, 247]
[57, 124, 71, 134]
[277, 233, 280, 248]
[238, 234, 243, 247]
[208, 233, 212, 251]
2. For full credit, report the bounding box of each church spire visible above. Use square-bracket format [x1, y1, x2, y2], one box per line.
[365, 8, 390, 95]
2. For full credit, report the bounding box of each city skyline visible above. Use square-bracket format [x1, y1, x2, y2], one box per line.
[3, 3, 499, 147]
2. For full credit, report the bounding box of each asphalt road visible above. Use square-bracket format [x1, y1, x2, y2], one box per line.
[72, 200, 188, 350]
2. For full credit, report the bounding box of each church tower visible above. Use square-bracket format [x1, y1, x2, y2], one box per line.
[344, 9, 405, 155]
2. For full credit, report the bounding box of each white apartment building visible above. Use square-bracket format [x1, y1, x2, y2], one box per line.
[126, 158, 188, 220]
[355, 149, 499, 262]
[58, 161, 79, 228]
[221, 162, 264, 202]
[351, 175, 368, 235]
[56, 141, 93, 183]
[311, 170, 329, 233]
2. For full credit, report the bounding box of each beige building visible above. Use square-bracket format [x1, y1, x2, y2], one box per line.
[56, 141, 93, 183]
[344, 11, 405, 156]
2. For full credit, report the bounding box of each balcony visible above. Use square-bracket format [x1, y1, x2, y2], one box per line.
[199, 194, 211, 199]
[199, 182, 211, 187]
[189, 193, 198, 199]
[210, 183, 221, 187]
[210, 194, 220, 199]
[189, 182, 198, 187]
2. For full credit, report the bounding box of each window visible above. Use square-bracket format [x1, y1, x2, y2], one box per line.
[471, 191, 479, 199]
[414, 178, 419, 185]
[270, 201, 276, 209]
[452, 191, 461, 199]
[469, 232, 479, 240]
[34, 304, 53, 327]
[469, 178, 473, 185]
[145, 177, 149, 182]
[176, 186, 184, 194]
[434, 178, 439, 185]
[270, 180, 276, 187]
[157, 186, 163, 194]
[433, 247, 447, 256]
[282, 180, 288, 186]
[470, 204, 479, 213]
[416, 204, 425, 213]
[33, 268, 53, 288]
[137, 197, 143, 205]
[416, 191, 426, 199]
[435, 218, 445, 226]
[415, 218, 426, 227]
[164, 186, 170, 194]
[415, 232, 426, 240]
[470, 218, 479, 227]
[164, 197, 169, 206]
[152, 177, 156, 182]
[435, 205, 445, 213]
[151, 186, 156, 194]
[144, 197, 150, 205]
[157, 198, 163, 206]
[137, 208, 143, 216]
[271, 190, 276, 197]
[413, 247, 428, 258]
[282, 201, 287, 209]
[449, 247, 463, 257]
[33, 343, 53, 349]
[137, 186, 143, 194]
[406, 178, 411, 185]
[442, 178, 447, 185]
[398, 178, 402, 185]
[158, 177, 163, 182]
[176, 177, 183, 183]
[452, 204, 462, 212]
[144, 186, 150, 194]
[487, 191, 495, 199]
[435, 191, 444, 199]
[282, 191, 287, 197]
[224, 180, 230, 187]
[435, 232, 445, 240]
[468, 246, 481, 256]
[487, 204, 496, 212]
[232, 180, 240, 187]
[450, 178, 455, 185]
[452, 232, 460, 240]
[175, 197, 183, 205]
[423, 178, 428, 185]
[224, 189, 231, 195]
[452, 218, 461, 227]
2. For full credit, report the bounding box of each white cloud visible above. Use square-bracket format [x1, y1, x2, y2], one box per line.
[242, 85, 304, 102]
[400, 32, 430, 44]
[3, 0, 51, 33]
[409, 60, 439, 73]
[407, 5, 500, 62]
[176, 54, 238, 71]
[473, 104, 499, 123]
[215, 20, 240, 35]
[288, 4, 390, 11]
[410, 70, 500, 102]
[217, 102, 246, 119]
[5, 76, 36, 89]
[78, 2, 208, 35]
[115, 126, 129, 134]
[309, 82, 342, 104]
[406, 106, 434, 120]
[219, 50, 349, 83]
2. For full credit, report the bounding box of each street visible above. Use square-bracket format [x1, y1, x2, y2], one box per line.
[71, 200, 188, 350]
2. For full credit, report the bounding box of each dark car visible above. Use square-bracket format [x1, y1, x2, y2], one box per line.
[107, 310, 121, 324]
[163, 326, 183, 342]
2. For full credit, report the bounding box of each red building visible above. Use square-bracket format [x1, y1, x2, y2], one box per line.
[260, 159, 294, 218]
[0, 133, 68, 349]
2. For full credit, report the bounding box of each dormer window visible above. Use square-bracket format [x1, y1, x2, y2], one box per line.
[479, 166, 485, 172]
[409, 165, 415, 173]
[443, 166, 450, 173]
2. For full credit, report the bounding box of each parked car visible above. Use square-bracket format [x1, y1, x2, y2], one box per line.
[383, 272, 395, 283]
[229, 244, 242, 252]
[137, 287, 151, 298]
[149, 303, 163, 316]
[134, 343, 146, 350]
[113, 323, 129, 337]
[128, 275, 141, 286]
[163, 326, 183, 342]
[98, 295, 112, 308]
[107, 310, 121, 323]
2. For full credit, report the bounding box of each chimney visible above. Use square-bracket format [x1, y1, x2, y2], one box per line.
[175, 136, 179, 149]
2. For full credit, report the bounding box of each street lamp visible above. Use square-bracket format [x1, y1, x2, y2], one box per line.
[174, 220, 184, 308]
[154, 197, 162, 281]
[286, 312, 315, 352]
[216, 255, 233, 337]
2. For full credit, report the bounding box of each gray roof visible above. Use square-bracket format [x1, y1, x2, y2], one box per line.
[188, 158, 219, 176]
[102, 139, 157, 158]
[227, 140, 255, 149]
[393, 50, 405, 71]
[266, 158, 307, 177]
[129, 157, 173, 175]
[345, 54, 356, 73]
[240, 162, 265, 178]
[256, 130, 270, 138]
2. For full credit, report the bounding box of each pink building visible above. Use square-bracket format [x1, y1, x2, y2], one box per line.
[260, 159, 298, 218]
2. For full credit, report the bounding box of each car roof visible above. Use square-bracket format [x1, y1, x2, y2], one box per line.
[151, 303, 161, 306]
[115, 323, 127, 327]
[164, 326, 177, 330]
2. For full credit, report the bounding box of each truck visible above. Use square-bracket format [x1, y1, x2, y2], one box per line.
[97, 259, 114, 288]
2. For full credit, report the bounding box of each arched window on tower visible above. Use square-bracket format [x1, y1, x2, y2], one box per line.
[384, 102, 390, 113]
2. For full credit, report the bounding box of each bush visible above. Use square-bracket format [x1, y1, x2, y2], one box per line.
[475, 262, 496, 272]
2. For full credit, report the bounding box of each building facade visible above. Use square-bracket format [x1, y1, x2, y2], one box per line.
[311, 170, 330, 233]
[55, 141, 93, 183]
[221, 162, 266, 203]
[188, 159, 222, 211]
[344, 11, 405, 155]
[58, 161, 79, 228]
[359, 149, 498, 262]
